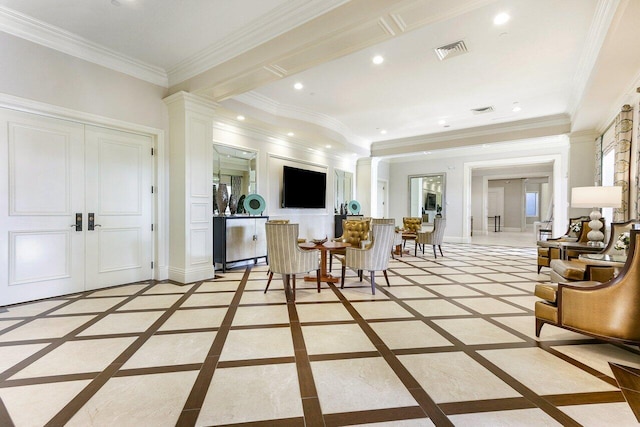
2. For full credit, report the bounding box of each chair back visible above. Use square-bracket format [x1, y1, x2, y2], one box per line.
[566, 216, 589, 238]
[371, 218, 395, 226]
[403, 217, 422, 232]
[347, 223, 395, 271]
[369, 223, 396, 269]
[338, 219, 371, 246]
[431, 217, 446, 244]
[603, 220, 640, 255]
[267, 219, 290, 224]
[265, 222, 317, 275]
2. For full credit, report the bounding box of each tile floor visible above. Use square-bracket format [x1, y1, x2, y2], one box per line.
[0, 240, 639, 426]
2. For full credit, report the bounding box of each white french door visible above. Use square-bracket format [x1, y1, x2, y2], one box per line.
[0, 109, 153, 305]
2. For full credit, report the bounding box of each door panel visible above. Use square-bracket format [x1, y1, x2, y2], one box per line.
[0, 109, 85, 305]
[84, 126, 152, 290]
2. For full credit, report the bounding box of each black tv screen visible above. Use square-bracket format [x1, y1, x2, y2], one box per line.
[282, 166, 326, 208]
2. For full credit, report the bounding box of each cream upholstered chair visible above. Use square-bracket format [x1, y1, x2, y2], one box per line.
[330, 218, 371, 272]
[371, 218, 403, 259]
[550, 220, 638, 283]
[265, 222, 320, 301]
[415, 217, 446, 258]
[340, 223, 395, 295]
[534, 228, 640, 346]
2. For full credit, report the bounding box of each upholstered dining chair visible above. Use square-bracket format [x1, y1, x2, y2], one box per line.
[415, 217, 446, 258]
[371, 218, 403, 259]
[534, 228, 640, 346]
[549, 220, 639, 283]
[340, 223, 395, 295]
[329, 218, 371, 272]
[265, 222, 320, 301]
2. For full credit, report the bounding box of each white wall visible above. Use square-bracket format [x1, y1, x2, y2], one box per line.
[0, 33, 168, 130]
[388, 138, 570, 242]
[212, 123, 357, 240]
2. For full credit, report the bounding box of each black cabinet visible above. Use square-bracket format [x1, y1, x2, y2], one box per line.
[213, 216, 268, 272]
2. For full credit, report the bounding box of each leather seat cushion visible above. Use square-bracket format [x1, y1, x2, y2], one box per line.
[535, 284, 558, 303]
[550, 259, 586, 281]
[535, 301, 558, 324]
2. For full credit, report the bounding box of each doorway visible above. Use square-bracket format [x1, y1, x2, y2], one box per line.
[0, 109, 154, 305]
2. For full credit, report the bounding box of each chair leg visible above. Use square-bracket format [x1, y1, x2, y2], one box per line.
[432, 245, 437, 258]
[341, 265, 346, 289]
[535, 318, 545, 337]
[329, 254, 333, 272]
[292, 274, 296, 302]
[414, 243, 417, 257]
[264, 271, 273, 294]
[537, 265, 542, 274]
[438, 245, 443, 257]
[359, 270, 363, 281]
[316, 269, 321, 293]
[383, 270, 390, 287]
[370, 271, 376, 295]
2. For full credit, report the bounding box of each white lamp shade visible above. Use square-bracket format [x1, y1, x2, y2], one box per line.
[571, 186, 622, 208]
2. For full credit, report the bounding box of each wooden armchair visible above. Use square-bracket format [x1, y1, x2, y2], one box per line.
[535, 228, 640, 346]
[536, 216, 588, 273]
[550, 220, 638, 283]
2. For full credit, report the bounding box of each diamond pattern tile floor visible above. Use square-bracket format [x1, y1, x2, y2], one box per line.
[0, 242, 638, 426]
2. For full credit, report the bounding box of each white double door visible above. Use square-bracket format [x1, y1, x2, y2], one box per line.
[0, 109, 153, 305]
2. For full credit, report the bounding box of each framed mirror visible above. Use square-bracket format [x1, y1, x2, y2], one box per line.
[409, 174, 445, 223]
[213, 143, 257, 214]
[334, 169, 353, 213]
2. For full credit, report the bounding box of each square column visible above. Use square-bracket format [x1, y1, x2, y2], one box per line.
[164, 92, 217, 283]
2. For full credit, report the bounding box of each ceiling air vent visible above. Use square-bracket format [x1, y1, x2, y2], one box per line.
[471, 106, 495, 115]
[434, 40, 468, 61]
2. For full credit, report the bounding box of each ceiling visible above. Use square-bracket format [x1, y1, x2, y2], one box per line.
[1, 0, 639, 160]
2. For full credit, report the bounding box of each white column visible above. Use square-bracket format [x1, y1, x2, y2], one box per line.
[164, 92, 216, 283]
[356, 157, 380, 216]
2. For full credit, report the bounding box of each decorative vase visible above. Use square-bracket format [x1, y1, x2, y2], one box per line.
[216, 183, 229, 216]
[229, 194, 237, 215]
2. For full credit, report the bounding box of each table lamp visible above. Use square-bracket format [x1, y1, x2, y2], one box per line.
[571, 186, 622, 246]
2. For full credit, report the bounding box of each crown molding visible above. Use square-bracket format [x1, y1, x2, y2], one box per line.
[167, 0, 349, 86]
[0, 6, 168, 87]
[212, 115, 360, 163]
[567, 0, 620, 116]
[233, 92, 370, 148]
[373, 114, 571, 151]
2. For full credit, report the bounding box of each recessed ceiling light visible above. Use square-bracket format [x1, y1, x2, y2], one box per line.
[424, 151, 432, 155]
[236, 115, 245, 121]
[287, 132, 294, 136]
[372, 55, 384, 65]
[438, 119, 446, 126]
[326, 145, 332, 148]
[380, 129, 387, 135]
[294, 82, 304, 90]
[494, 12, 510, 25]
[512, 102, 521, 112]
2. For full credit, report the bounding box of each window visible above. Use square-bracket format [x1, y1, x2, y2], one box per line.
[526, 191, 539, 217]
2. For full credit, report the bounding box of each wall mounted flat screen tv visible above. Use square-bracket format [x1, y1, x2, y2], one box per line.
[282, 166, 326, 208]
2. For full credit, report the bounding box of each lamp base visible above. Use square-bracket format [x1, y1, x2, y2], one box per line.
[587, 208, 604, 245]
